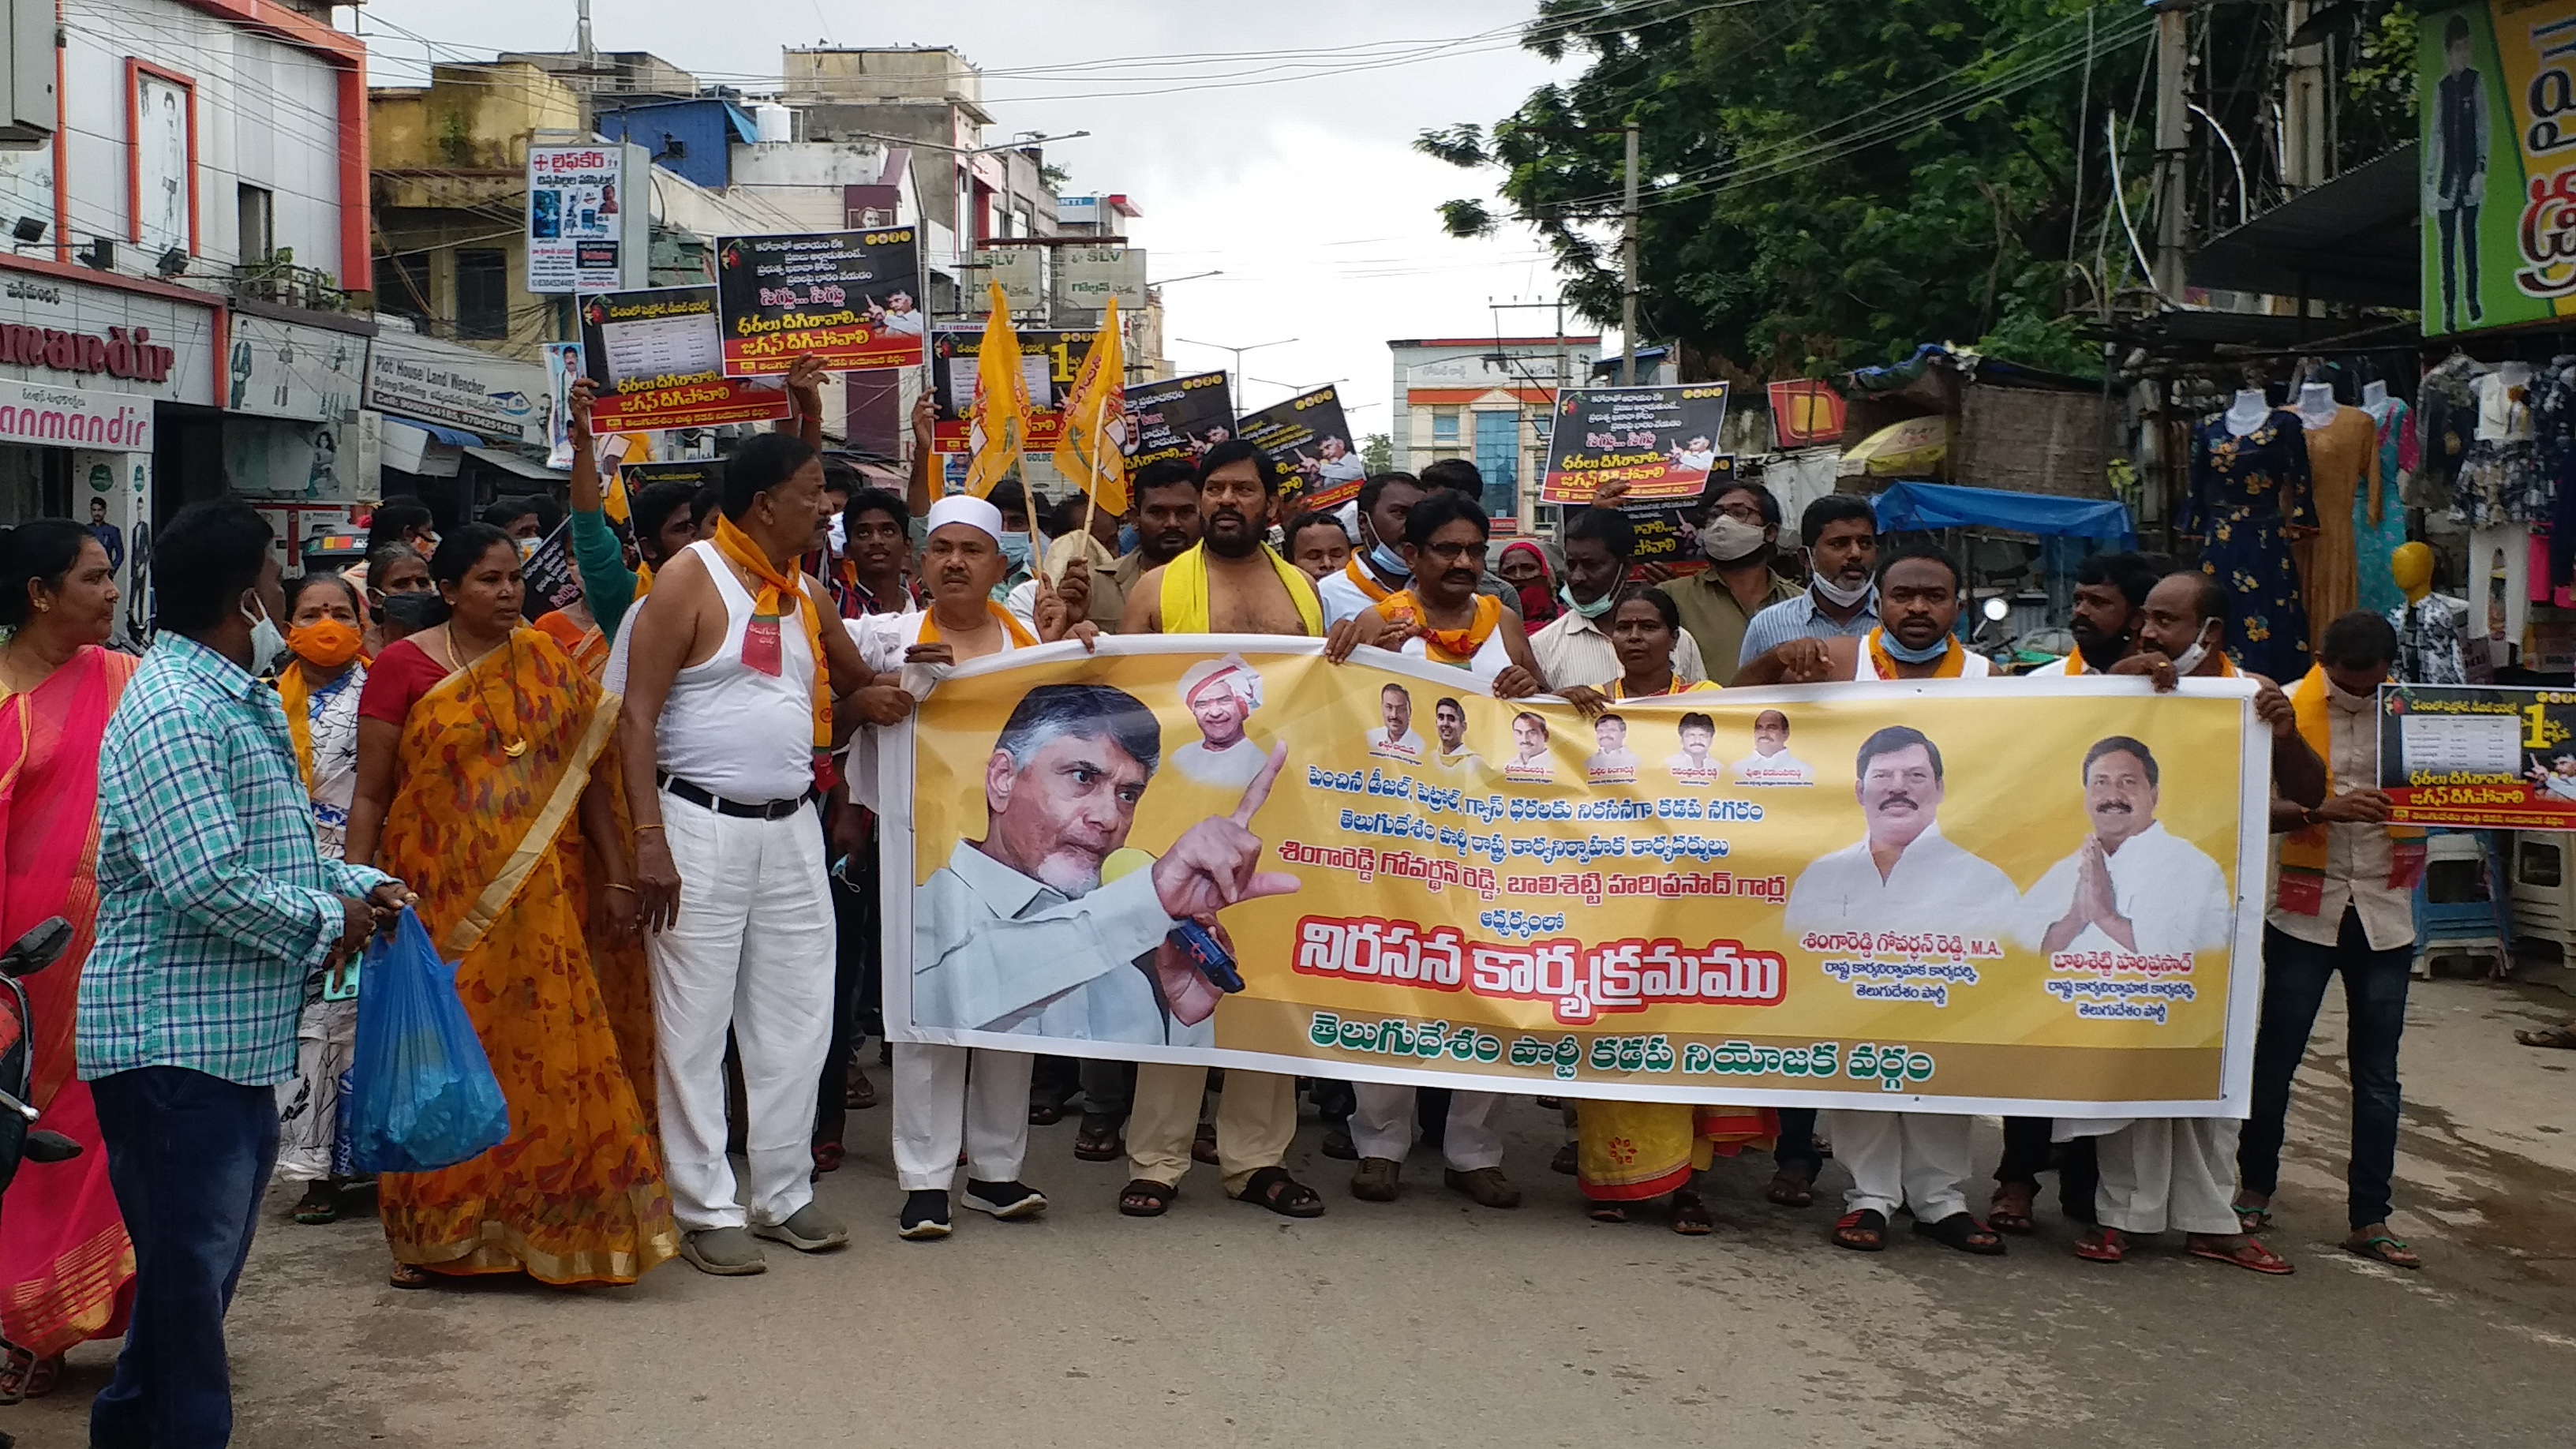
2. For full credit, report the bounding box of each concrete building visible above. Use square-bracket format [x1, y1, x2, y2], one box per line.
[0, 0, 373, 637]
[1388, 335, 1599, 531]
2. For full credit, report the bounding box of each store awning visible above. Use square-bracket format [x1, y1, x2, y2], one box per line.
[463, 445, 567, 481]
[1871, 480, 2136, 547]
[384, 417, 481, 447]
[2188, 143, 2419, 308]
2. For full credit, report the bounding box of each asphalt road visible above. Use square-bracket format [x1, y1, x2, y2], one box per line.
[9, 973, 2573, 1448]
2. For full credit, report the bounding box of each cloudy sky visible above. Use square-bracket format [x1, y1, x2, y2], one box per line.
[355, 1, 1597, 436]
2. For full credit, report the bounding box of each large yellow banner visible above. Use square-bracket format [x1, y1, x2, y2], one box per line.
[883, 638, 2267, 1118]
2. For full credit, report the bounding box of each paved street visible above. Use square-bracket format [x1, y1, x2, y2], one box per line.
[10, 974, 2573, 1449]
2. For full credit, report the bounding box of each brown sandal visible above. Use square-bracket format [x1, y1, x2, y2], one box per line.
[1766, 1170, 1814, 1208]
[388, 1262, 436, 1290]
[1669, 1190, 1713, 1235]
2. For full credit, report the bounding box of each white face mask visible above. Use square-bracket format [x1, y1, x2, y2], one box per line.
[1701, 514, 1769, 563]
[1812, 574, 1872, 608]
[2167, 619, 2220, 676]
[242, 593, 286, 669]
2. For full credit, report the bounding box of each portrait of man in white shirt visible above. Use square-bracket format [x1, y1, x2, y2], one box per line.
[1170, 654, 1271, 788]
[1586, 713, 1640, 780]
[1732, 709, 1814, 786]
[1664, 710, 1723, 784]
[913, 683, 1298, 1046]
[1368, 681, 1425, 762]
[2016, 736, 2233, 959]
[1784, 724, 2019, 937]
[1432, 695, 1481, 773]
[1505, 710, 1552, 781]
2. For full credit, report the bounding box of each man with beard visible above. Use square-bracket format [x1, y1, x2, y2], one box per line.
[2029, 552, 2162, 676]
[1653, 480, 1799, 683]
[1029, 460, 1203, 633]
[1737, 494, 1881, 670]
[1533, 506, 1710, 690]
[1739, 545, 1990, 685]
[1319, 470, 1429, 627]
[1114, 440, 1331, 1222]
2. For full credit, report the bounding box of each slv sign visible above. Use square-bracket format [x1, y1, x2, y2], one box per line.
[1051, 246, 1147, 312]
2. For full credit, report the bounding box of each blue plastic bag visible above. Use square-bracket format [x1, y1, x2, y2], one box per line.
[346, 908, 508, 1174]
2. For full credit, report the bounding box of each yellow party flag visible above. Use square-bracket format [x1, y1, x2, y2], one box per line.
[1051, 298, 1129, 518]
[964, 283, 1030, 499]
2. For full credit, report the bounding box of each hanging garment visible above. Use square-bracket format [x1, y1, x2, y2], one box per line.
[2453, 368, 2544, 526]
[2357, 399, 2413, 617]
[2182, 409, 2316, 682]
[2388, 593, 2472, 686]
[2293, 405, 2379, 650]
[2410, 355, 2485, 511]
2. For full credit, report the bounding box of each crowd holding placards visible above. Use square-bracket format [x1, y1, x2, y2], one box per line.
[0, 343, 2445, 1443]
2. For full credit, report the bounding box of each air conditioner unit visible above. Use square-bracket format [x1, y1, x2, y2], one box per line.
[0, 0, 57, 151]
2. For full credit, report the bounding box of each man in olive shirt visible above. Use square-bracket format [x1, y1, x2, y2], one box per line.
[1653, 479, 1799, 685]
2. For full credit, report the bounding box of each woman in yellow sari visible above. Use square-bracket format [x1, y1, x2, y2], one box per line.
[1563, 591, 1776, 1233]
[344, 522, 676, 1288]
[0, 522, 136, 1396]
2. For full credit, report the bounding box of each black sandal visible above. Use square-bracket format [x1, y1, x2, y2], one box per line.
[1913, 1211, 2008, 1256]
[1833, 1208, 1888, 1252]
[1117, 1179, 1176, 1218]
[1669, 1190, 1713, 1236]
[1234, 1166, 1327, 1218]
[1073, 1118, 1123, 1162]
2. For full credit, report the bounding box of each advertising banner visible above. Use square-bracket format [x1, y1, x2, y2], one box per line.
[930, 326, 1096, 454]
[578, 286, 794, 433]
[1541, 384, 1732, 504]
[882, 642, 2267, 1114]
[1237, 386, 1364, 511]
[1125, 370, 1234, 471]
[714, 229, 927, 375]
[526, 144, 628, 295]
[1767, 380, 1848, 448]
[362, 335, 542, 445]
[2377, 681, 2576, 827]
[2420, 0, 2576, 334]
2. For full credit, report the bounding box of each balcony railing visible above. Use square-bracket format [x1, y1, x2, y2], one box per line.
[227, 254, 349, 313]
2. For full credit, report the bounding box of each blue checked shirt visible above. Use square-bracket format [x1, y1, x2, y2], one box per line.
[79, 634, 388, 1087]
[1735, 585, 1881, 670]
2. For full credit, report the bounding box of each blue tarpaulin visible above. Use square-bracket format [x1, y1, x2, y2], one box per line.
[1870, 481, 2136, 549]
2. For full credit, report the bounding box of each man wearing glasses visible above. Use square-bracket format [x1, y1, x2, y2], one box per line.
[1652, 480, 1801, 685]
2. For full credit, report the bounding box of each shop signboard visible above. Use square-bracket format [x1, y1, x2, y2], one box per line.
[223, 314, 367, 424]
[1050, 245, 1147, 313]
[0, 376, 155, 451]
[2421, 0, 2576, 334]
[364, 333, 544, 445]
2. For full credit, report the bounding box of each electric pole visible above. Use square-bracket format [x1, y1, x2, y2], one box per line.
[578, 0, 597, 68]
[2150, 2, 2188, 298]
[1620, 119, 1640, 385]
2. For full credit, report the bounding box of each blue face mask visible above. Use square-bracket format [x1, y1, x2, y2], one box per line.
[1118, 523, 1140, 556]
[999, 534, 1035, 573]
[1878, 627, 1954, 664]
[1560, 583, 1616, 620]
[1366, 540, 1411, 581]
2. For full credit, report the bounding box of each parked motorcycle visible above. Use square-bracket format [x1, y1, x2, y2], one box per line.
[0, 915, 77, 1417]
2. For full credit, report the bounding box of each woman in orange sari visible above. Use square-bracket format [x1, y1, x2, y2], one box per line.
[0, 521, 137, 1396]
[344, 523, 675, 1288]
[1562, 592, 1776, 1233]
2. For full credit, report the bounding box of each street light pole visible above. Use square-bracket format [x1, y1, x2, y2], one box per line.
[1174, 336, 1297, 406]
[1620, 119, 1640, 386]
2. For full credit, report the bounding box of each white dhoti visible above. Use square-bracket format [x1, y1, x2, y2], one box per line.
[891, 1043, 1034, 1191]
[1822, 1109, 1973, 1221]
[273, 995, 358, 1183]
[646, 798, 836, 1233]
[1349, 1084, 1506, 1171]
[2092, 1118, 2241, 1236]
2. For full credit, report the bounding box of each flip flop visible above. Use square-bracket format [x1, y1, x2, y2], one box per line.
[1587, 1200, 1629, 1223]
[1987, 1186, 2037, 1235]
[2074, 1226, 2129, 1264]
[2342, 1233, 2421, 1270]
[1766, 1171, 1814, 1208]
[1669, 1191, 1713, 1236]
[1073, 1121, 1123, 1162]
[2514, 1024, 2576, 1050]
[2194, 1236, 2296, 1275]
[2232, 1202, 2272, 1233]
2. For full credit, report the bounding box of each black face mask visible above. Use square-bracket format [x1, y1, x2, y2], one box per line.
[380, 593, 444, 632]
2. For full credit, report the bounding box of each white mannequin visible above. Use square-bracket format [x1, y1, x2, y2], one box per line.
[2222, 388, 2271, 436]
[2501, 359, 2534, 391]
[2361, 379, 2393, 422]
[2295, 382, 2340, 430]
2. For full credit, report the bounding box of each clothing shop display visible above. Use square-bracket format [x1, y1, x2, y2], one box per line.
[2357, 394, 2414, 617]
[2469, 523, 2532, 653]
[2453, 363, 2541, 526]
[2411, 354, 2486, 511]
[2294, 403, 2379, 652]
[2535, 355, 2576, 593]
[2182, 407, 2316, 682]
[2389, 594, 2473, 686]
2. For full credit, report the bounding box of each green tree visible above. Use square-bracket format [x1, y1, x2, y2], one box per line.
[1421, 0, 2159, 378]
[1361, 432, 1394, 473]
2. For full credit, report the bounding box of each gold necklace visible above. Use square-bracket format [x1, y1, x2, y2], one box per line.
[444, 626, 530, 758]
